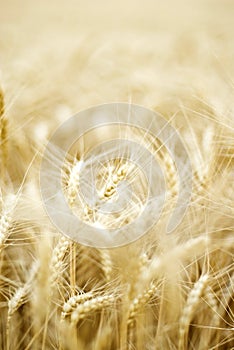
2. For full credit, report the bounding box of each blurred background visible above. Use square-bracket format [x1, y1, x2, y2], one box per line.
[0, 0, 233, 179]
[1, 0, 234, 37]
[0, 0, 233, 180]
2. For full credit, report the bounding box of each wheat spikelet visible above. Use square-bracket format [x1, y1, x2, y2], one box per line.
[199, 285, 220, 349]
[50, 235, 70, 287]
[70, 294, 116, 325]
[0, 194, 17, 254]
[204, 285, 220, 324]
[62, 290, 94, 319]
[8, 287, 28, 318]
[178, 274, 209, 350]
[6, 262, 38, 349]
[135, 128, 178, 199]
[65, 158, 83, 207]
[8, 262, 38, 317]
[127, 282, 158, 327]
[65, 155, 143, 229]
[99, 249, 112, 282]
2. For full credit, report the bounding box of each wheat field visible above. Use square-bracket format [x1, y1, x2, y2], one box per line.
[0, 1, 234, 349]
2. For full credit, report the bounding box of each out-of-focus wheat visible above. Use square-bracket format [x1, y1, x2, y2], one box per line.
[0, 89, 7, 182]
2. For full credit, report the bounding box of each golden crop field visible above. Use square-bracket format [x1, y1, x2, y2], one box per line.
[0, 1, 233, 349]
